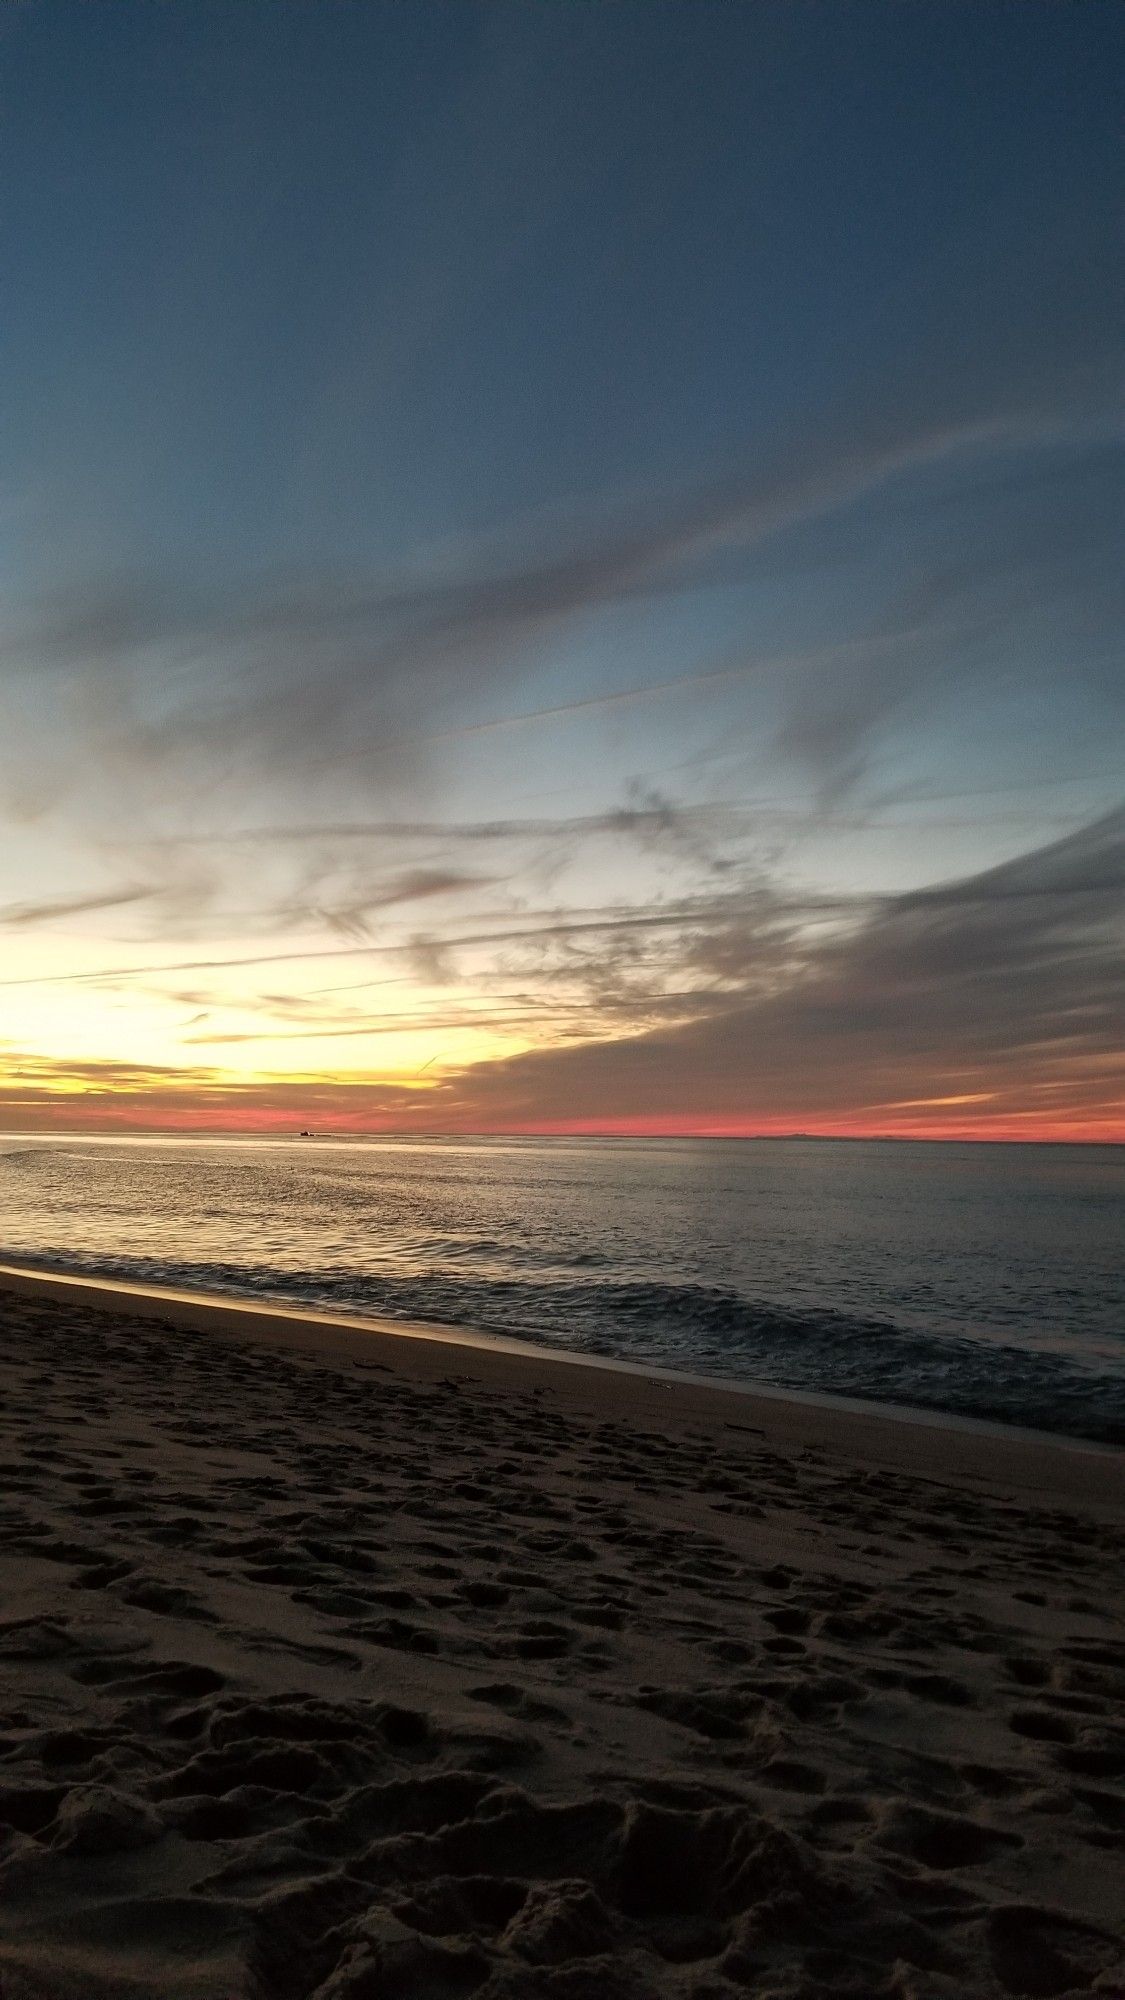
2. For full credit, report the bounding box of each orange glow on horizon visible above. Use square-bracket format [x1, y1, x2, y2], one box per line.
[2, 1102, 1121, 1145]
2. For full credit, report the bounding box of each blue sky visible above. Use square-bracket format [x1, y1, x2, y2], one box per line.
[1, 2, 1122, 1135]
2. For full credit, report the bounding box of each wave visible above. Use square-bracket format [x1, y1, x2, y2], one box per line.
[7, 1249, 1123, 1447]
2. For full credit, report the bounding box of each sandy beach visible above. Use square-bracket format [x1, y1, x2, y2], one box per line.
[0, 1266, 1122, 2000]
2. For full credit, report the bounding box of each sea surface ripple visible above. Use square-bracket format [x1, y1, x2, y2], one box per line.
[2, 1134, 1122, 1444]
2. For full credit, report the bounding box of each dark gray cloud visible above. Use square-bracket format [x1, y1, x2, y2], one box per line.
[434, 807, 1125, 1128]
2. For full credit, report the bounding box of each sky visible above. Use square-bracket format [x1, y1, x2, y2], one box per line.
[1, 1, 1122, 1140]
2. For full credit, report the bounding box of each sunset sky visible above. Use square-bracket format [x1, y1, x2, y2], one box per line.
[2, 2, 1122, 1140]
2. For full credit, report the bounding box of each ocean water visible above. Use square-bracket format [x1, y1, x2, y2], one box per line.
[1, 1134, 1122, 1445]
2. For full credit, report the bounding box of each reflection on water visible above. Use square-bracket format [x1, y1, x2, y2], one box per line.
[1, 1135, 1122, 1442]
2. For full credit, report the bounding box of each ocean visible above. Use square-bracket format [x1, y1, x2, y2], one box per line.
[1, 1133, 1122, 1445]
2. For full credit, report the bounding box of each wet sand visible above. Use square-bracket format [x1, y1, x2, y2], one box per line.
[0, 1265, 1122, 1998]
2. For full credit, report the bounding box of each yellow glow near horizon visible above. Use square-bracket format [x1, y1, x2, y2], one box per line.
[0, 921, 542, 1093]
[3, 832, 1122, 1144]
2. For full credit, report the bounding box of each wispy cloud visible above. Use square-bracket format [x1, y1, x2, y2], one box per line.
[5, 409, 1116, 822]
[426, 807, 1125, 1134]
[0, 885, 156, 929]
[6, 809, 1120, 1137]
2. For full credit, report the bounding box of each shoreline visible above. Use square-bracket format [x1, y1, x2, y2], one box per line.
[1, 1257, 1120, 1511]
[1, 1260, 1122, 1996]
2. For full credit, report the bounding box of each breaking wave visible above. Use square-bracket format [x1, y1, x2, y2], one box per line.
[8, 1248, 1123, 1446]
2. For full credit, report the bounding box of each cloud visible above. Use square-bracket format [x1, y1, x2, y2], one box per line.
[274, 867, 499, 944]
[0, 885, 155, 928]
[898, 805, 1125, 909]
[407, 936, 456, 986]
[430, 807, 1125, 1133]
[2, 134, 1118, 857]
[6, 316, 1117, 822]
[770, 440, 1124, 800]
[108, 794, 809, 856]
[0, 883, 828, 992]
[5, 810, 1120, 1136]
[0, 1050, 438, 1132]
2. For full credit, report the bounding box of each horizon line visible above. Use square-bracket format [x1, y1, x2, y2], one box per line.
[1, 1125, 1121, 1149]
